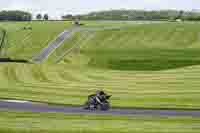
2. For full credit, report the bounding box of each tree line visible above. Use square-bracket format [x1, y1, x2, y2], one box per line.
[0, 10, 32, 21]
[0, 10, 50, 21]
[1, 10, 200, 21]
[63, 10, 200, 21]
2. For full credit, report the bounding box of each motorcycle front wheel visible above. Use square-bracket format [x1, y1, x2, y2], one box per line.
[99, 102, 110, 111]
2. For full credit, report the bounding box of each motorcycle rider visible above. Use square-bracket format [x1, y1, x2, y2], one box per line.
[84, 90, 111, 110]
[86, 90, 107, 107]
[95, 90, 106, 105]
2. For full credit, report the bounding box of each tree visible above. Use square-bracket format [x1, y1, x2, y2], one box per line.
[177, 10, 184, 20]
[0, 10, 32, 21]
[62, 14, 73, 20]
[36, 14, 42, 20]
[43, 14, 49, 20]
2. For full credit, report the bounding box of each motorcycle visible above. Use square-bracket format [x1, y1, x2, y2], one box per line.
[83, 94, 111, 111]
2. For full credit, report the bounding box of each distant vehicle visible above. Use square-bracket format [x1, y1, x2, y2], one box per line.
[83, 90, 112, 111]
[23, 26, 32, 30]
[175, 19, 182, 22]
[72, 18, 80, 25]
[73, 18, 84, 26]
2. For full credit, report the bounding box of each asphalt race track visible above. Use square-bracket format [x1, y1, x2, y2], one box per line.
[32, 28, 78, 63]
[0, 100, 200, 117]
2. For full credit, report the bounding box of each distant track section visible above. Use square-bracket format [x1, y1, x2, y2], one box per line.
[32, 28, 78, 63]
[0, 29, 7, 56]
[32, 26, 129, 64]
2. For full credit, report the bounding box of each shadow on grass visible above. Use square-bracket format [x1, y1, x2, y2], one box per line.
[89, 59, 200, 71]
[108, 59, 200, 71]
[0, 58, 29, 63]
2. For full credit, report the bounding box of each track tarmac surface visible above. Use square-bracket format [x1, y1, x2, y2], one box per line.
[0, 100, 200, 117]
[32, 28, 78, 63]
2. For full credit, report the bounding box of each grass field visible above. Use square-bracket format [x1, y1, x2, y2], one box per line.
[0, 21, 200, 109]
[0, 21, 71, 59]
[1, 21, 200, 132]
[0, 110, 200, 133]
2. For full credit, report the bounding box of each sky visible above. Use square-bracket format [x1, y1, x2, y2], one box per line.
[0, 0, 200, 19]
